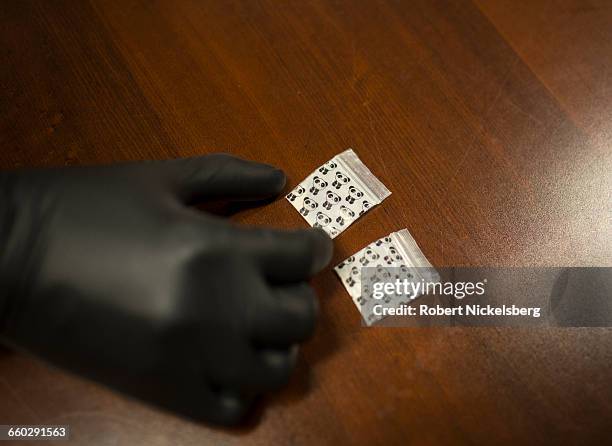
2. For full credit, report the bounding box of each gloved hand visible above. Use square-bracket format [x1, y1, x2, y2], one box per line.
[0, 154, 333, 425]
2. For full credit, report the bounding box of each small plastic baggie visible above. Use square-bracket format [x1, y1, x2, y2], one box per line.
[334, 228, 439, 325]
[286, 149, 391, 238]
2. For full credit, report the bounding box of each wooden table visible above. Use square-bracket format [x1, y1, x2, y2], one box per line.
[1, 1, 611, 444]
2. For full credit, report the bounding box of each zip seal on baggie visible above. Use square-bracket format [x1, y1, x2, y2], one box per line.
[390, 229, 440, 283]
[334, 149, 391, 204]
[285, 148, 391, 238]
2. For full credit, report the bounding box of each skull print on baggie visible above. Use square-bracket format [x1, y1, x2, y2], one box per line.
[309, 176, 328, 196]
[299, 197, 318, 216]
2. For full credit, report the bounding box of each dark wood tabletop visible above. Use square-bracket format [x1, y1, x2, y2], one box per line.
[1, 0, 611, 444]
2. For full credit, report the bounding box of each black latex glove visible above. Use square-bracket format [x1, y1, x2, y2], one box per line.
[0, 154, 333, 425]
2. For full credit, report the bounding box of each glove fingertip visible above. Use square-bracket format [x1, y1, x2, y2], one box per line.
[266, 167, 287, 195]
[307, 228, 334, 275]
[215, 391, 250, 425]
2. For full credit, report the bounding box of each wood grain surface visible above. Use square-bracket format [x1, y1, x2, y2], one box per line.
[1, 0, 611, 444]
